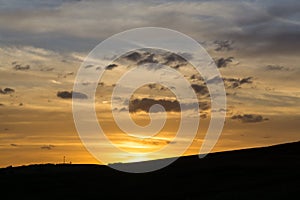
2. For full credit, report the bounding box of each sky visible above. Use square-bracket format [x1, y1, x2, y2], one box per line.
[0, 0, 299, 167]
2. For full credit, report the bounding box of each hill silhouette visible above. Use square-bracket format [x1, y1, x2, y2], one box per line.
[0, 141, 299, 199]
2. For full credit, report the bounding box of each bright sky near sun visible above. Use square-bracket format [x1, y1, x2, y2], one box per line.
[0, 0, 300, 167]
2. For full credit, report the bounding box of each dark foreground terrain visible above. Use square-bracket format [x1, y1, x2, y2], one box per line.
[0, 142, 299, 200]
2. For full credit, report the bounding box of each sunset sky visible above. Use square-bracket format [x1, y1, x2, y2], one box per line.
[0, 0, 299, 167]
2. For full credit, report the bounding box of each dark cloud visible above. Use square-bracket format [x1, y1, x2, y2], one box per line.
[214, 40, 234, 51]
[137, 54, 158, 65]
[123, 52, 142, 61]
[129, 98, 209, 113]
[0, 87, 15, 94]
[231, 114, 268, 123]
[40, 145, 55, 150]
[105, 64, 118, 70]
[240, 77, 253, 84]
[10, 144, 18, 147]
[148, 83, 156, 89]
[191, 84, 208, 95]
[119, 50, 189, 69]
[224, 77, 253, 88]
[190, 74, 204, 81]
[13, 64, 30, 71]
[147, 83, 166, 91]
[198, 101, 210, 111]
[129, 98, 180, 113]
[265, 65, 290, 71]
[163, 53, 188, 69]
[57, 91, 88, 99]
[215, 57, 234, 68]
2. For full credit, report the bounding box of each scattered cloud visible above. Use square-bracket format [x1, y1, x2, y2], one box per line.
[128, 97, 209, 113]
[224, 77, 253, 88]
[137, 54, 158, 65]
[190, 74, 204, 81]
[57, 91, 88, 99]
[191, 84, 208, 95]
[123, 52, 142, 62]
[0, 87, 15, 94]
[215, 57, 234, 68]
[119, 50, 189, 69]
[129, 98, 180, 113]
[105, 64, 118, 70]
[163, 53, 188, 69]
[214, 40, 234, 51]
[13, 64, 30, 71]
[147, 83, 166, 91]
[231, 114, 268, 123]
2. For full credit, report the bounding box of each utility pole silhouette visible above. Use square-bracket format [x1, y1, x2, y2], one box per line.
[63, 156, 66, 164]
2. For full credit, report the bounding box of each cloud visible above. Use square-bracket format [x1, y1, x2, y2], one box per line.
[224, 77, 253, 89]
[0, 0, 299, 55]
[215, 57, 234, 68]
[57, 91, 88, 99]
[13, 64, 30, 71]
[190, 74, 204, 81]
[128, 97, 209, 113]
[123, 52, 142, 61]
[120, 50, 190, 70]
[137, 54, 158, 65]
[105, 64, 118, 70]
[147, 83, 166, 91]
[10, 144, 18, 147]
[0, 87, 15, 94]
[214, 40, 234, 51]
[163, 52, 188, 69]
[129, 98, 180, 113]
[231, 114, 268, 123]
[265, 65, 290, 71]
[191, 84, 208, 95]
[40, 144, 55, 150]
[139, 138, 175, 146]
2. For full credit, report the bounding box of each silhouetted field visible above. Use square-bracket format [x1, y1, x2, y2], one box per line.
[0, 141, 299, 199]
